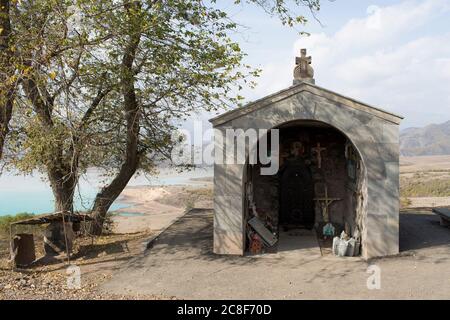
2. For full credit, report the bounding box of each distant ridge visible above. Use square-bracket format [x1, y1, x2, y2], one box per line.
[400, 120, 450, 156]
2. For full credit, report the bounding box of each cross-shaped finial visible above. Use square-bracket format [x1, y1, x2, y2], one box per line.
[293, 48, 314, 83]
[296, 49, 311, 66]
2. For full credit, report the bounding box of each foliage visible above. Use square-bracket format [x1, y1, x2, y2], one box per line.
[239, 0, 320, 28]
[0, 212, 35, 235]
[4, 0, 261, 175]
[1, 0, 320, 231]
[1, 0, 321, 168]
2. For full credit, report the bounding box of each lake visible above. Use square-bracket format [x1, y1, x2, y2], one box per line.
[0, 167, 213, 216]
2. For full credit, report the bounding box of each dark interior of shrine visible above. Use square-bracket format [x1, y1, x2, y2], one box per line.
[244, 120, 366, 255]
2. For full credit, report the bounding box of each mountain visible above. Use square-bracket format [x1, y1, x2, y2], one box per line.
[400, 120, 450, 156]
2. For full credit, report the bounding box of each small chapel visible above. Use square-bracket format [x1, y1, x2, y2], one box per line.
[210, 49, 403, 259]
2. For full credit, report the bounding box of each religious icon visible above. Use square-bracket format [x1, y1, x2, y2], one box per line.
[312, 142, 326, 168]
[291, 141, 304, 157]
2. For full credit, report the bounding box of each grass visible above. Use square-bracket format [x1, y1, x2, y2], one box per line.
[400, 175, 450, 197]
[183, 188, 213, 211]
[400, 197, 412, 209]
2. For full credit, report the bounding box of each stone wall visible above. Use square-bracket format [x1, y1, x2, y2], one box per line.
[211, 83, 400, 259]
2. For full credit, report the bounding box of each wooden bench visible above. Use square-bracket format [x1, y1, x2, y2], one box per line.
[432, 208, 450, 227]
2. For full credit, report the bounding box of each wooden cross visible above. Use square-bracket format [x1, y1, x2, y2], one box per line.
[295, 49, 312, 77]
[312, 142, 326, 168]
[313, 186, 341, 223]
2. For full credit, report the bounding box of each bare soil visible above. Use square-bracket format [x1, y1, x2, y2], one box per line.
[0, 232, 174, 299]
[400, 155, 450, 172]
[0, 184, 211, 300]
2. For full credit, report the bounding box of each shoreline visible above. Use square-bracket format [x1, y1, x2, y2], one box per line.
[0, 175, 213, 217]
[0, 166, 213, 216]
[109, 182, 213, 234]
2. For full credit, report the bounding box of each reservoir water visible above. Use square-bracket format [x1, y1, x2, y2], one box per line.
[0, 167, 212, 216]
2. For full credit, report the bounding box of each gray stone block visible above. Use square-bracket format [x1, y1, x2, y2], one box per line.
[382, 124, 399, 144]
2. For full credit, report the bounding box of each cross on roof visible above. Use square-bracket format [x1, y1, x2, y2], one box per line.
[294, 48, 314, 82]
[296, 49, 311, 66]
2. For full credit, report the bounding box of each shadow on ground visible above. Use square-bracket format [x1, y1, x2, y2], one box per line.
[141, 208, 450, 260]
[101, 208, 450, 299]
[400, 209, 450, 251]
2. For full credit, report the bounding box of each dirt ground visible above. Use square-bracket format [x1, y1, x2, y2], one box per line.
[400, 155, 450, 172]
[0, 231, 175, 299]
[100, 208, 450, 299]
[0, 184, 212, 300]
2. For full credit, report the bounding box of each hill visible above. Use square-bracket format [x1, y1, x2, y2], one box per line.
[400, 120, 450, 156]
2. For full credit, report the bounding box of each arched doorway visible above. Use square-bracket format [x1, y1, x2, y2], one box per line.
[244, 120, 367, 255]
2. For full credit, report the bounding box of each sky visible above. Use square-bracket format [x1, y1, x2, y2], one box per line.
[194, 0, 450, 131]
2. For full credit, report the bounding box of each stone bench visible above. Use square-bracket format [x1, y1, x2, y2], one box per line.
[432, 208, 450, 227]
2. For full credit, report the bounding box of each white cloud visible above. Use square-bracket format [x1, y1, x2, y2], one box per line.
[249, 0, 450, 128]
[333, 0, 447, 48]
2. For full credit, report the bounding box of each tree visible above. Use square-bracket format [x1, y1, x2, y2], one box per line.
[3, 0, 320, 235]
[80, 0, 258, 234]
[4, 0, 110, 213]
[0, 0, 15, 160]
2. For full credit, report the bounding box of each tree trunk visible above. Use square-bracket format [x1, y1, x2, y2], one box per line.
[89, 95, 140, 234]
[48, 167, 76, 213]
[0, 88, 13, 160]
[89, 154, 139, 235]
[89, 67, 141, 234]
[44, 166, 77, 256]
[23, 75, 76, 212]
[90, 2, 142, 235]
[0, 0, 14, 160]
